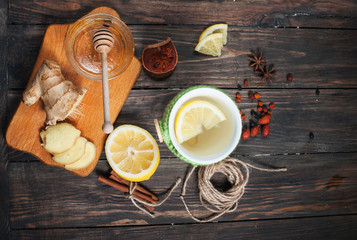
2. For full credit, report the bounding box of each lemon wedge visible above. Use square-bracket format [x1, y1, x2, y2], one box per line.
[194, 32, 223, 57]
[175, 100, 226, 144]
[105, 125, 160, 182]
[199, 23, 228, 45]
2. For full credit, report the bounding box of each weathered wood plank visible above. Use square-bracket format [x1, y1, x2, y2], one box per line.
[8, 0, 357, 28]
[7, 88, 357, 159]
[9, 153, 357, 228]
[10, 214, 357, 240]
[5, 1, 357, 238]
[8, 25, 357, 89]
[0, 0, 10, 239]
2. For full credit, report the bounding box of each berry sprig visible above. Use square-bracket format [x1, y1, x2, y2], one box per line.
[238, 90, 275, 141]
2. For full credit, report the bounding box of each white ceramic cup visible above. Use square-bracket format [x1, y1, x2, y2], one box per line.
[168, 87, 242, 166]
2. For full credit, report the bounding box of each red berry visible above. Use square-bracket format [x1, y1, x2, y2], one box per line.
[241, 114, 246, 121]
[250, 125, 259, 137]
[258, 100, 263, 106]
[248, 91, 255, 100]
[257, 106, 263, 112]
[261, 125, 270, 137]
[287, 73, 293, 81]
[242, 128, 250, 141]
[244, 79, 248, 86]
[258, 115, 271, 125]
[262, 105, 268, 113]
[269, 102, 275, 109]
[236, 92, 241, 99]
[254, 92, 260, 99]
[236, 98, 241, 103]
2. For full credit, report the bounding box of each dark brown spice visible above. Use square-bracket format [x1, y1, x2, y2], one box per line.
[260, 64, 276, 84]
[249, 119, 257, 128]
[142, 38, 178, 78]
[316, 88, 320, 95]
[249, 51, 266, 72]
[309, 132, 314, 139]
[251, 109, 260, 119]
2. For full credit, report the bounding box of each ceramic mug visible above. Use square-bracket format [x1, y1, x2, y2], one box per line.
[161, 85, 242, 166]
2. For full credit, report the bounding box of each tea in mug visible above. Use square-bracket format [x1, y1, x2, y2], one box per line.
[175, 97, 235, 158]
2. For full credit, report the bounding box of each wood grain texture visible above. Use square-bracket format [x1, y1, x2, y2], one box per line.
[5, 7, 141, 177]
[8, 153, 357, 228]
[0, 0, 10, 239]
[3, 0, 357, 238]
[8, 0, 357, 28]
[8, 25, 357, 89]
[10, 215, 357, 240]
[7, 88, 357, 160]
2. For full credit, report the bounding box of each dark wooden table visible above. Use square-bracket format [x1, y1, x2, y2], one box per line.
[1, 1, 357, 239]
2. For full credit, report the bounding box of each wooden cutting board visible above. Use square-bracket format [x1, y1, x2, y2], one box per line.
[6, 7, 141, 177]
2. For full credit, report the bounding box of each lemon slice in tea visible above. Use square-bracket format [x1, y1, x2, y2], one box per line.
[175, 100, 226, 144]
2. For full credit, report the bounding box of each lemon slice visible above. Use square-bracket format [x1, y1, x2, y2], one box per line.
[105, 125, 160, 182]
[199, 23, 228, 45]
[194, 32, 223, 57]
[175, 100, 226, 144]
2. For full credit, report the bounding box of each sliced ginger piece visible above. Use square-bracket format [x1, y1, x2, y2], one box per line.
[40, 123, 81, 154]
[52, 137, 87, 165]
[65, 142, 96, 170]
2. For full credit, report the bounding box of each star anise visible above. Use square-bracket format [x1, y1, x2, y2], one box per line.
[249, 51, 266, 72]
[260, 64, 276, 85]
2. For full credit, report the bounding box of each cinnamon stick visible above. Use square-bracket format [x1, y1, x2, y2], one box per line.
[108, 175, 158, 206]
[98, 175, 156, 212]
[110, 170, 159, 201]
[98, 175, 154, 213]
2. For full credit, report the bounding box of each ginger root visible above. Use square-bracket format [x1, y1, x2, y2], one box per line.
[23, 60, 87, 125]
[40, 123, 96, 170]
[52, 137, 87, 165]
[65, 141, 96, 170]
[40, 123, 81, 154]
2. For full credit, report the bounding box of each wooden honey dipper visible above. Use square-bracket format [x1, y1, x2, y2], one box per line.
[92, 27, 115, 134]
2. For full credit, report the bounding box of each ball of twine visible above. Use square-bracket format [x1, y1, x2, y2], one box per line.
[198, 158, 249, 214]
[180, 157, 287, 222]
